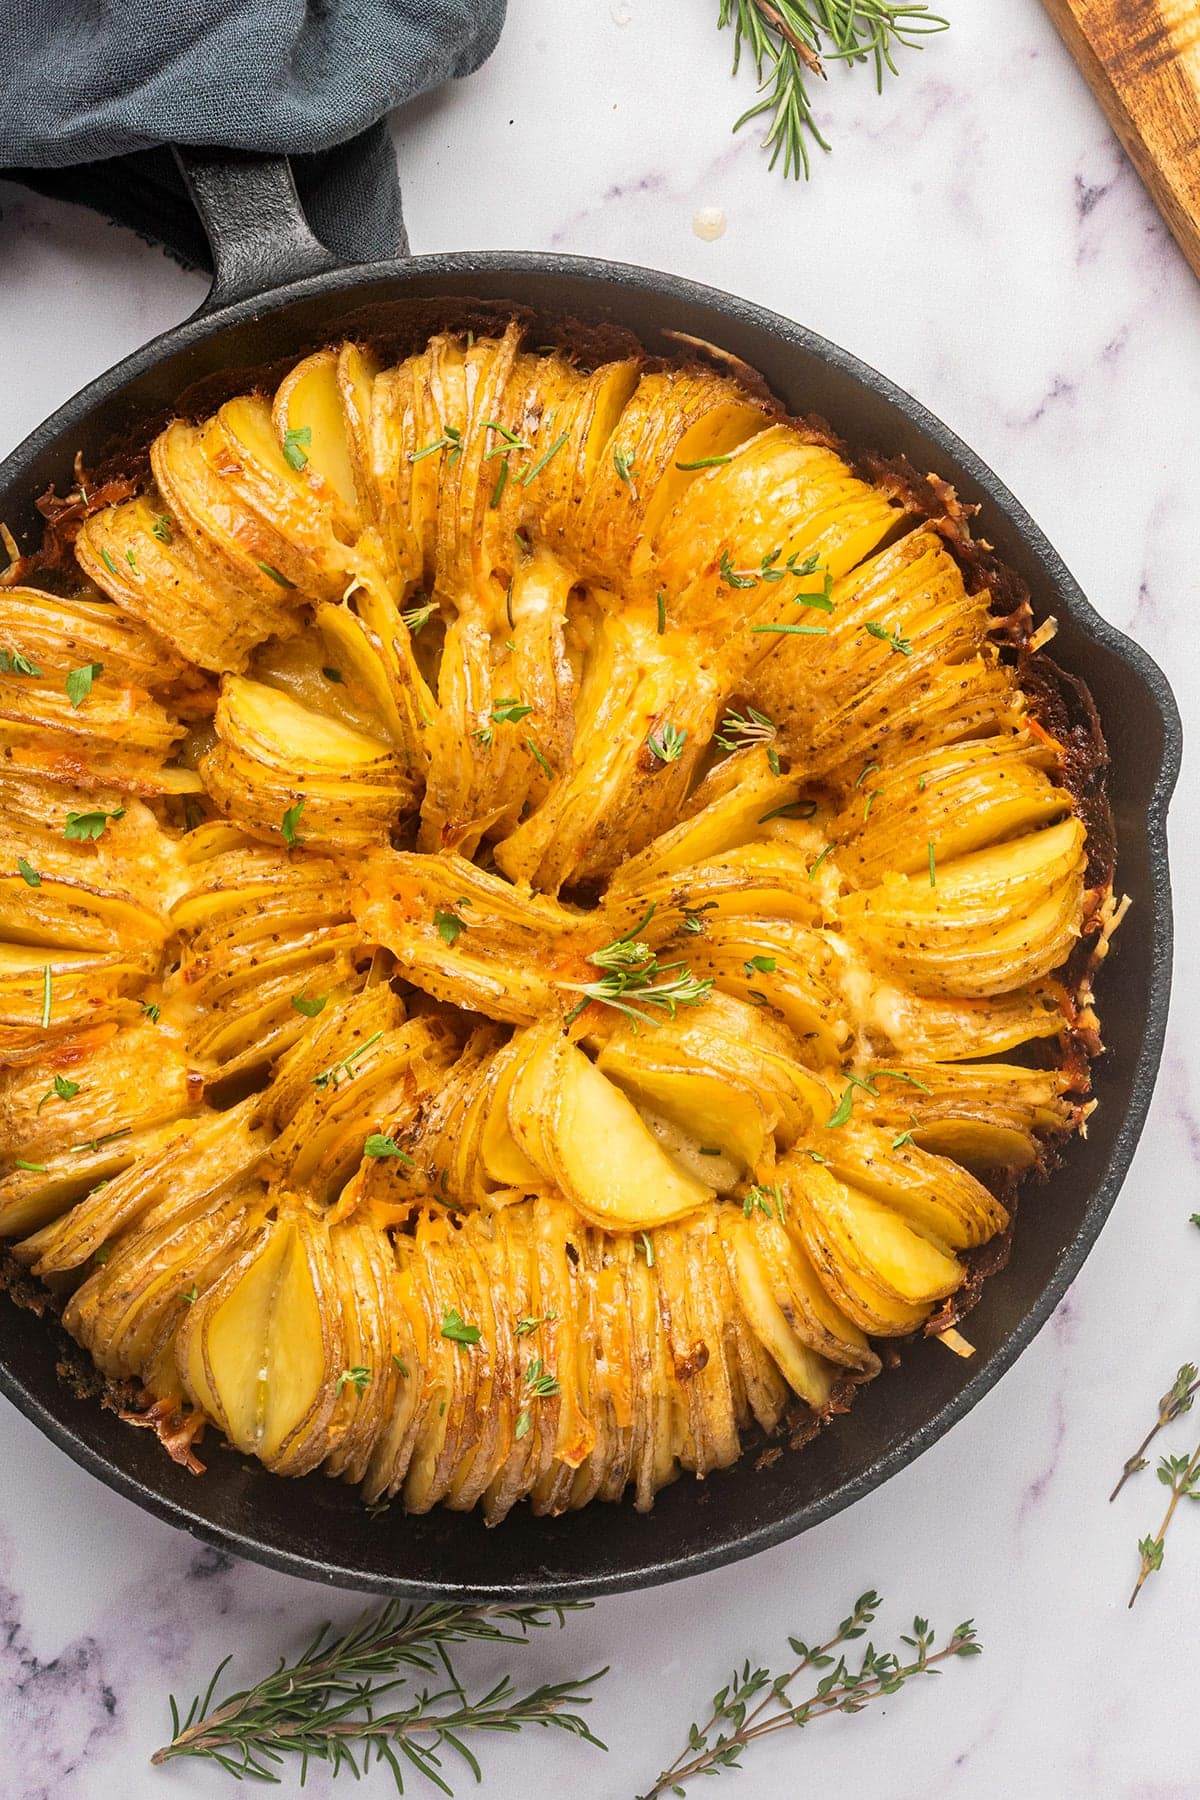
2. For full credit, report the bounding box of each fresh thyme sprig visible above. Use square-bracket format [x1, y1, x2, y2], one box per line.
[1114, 1360, 1200, 1607]
[1114, 1362, 1200, 1500]
[715, 704, 777, 754]
[640, 1589, 980, 1798]
[559, 905, 713, 1029]
[153, 1600, 606, 1788]
[716, 0, 948, 182]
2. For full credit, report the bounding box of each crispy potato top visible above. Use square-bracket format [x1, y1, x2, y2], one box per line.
[0, 327, 1106, 1519]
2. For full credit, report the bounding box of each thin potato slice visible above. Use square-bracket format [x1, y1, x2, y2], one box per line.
[508, 1031, 714, 1232]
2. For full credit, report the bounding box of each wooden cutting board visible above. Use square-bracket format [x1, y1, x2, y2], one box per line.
[1041, 0, 1200, 280]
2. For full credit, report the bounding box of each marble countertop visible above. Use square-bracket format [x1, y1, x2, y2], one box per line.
[2, 2, 1199, 1795]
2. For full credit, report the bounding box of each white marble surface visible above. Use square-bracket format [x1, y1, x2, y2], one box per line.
[2, 2, 1200, 1795]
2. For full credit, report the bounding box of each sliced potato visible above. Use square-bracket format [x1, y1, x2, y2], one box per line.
[508, 1031, 714, 1231]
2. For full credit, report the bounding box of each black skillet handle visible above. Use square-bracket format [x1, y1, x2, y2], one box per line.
[173, 146, 350, 316]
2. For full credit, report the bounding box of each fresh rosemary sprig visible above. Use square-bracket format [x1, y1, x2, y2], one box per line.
[153, 1600, 606, 1788]
[640, 1589, 980, 1798]
[716, 0, 948, 182]
[1113, 1360, 1200, 1606]
[559, 905, 712, 1029]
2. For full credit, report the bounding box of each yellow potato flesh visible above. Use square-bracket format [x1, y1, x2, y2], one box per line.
[273, 348, 361, 531]
[480, 1042, 544, 1187]
[196, 1217, 328, 1461]
[725, 1216, 836, 1408]
[521, 1037, 714, 1231]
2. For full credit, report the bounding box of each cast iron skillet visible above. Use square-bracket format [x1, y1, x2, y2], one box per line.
[0, 151, 1182, 1599]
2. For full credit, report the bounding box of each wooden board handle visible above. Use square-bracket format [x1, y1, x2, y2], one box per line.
[1041, 0, 1200, 280]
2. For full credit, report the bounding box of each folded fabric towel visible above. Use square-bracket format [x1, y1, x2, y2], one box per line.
[0, 0, 507, 266]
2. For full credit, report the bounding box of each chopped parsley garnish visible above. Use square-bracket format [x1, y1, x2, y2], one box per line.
[280, 799, 305, 847]
[151, 513, 174, 543]
[65, 662, 102, 709]
[823, 1073, 880, 1130]
[291, 991, 328, 1018]
[282, 425, 312, 471]
[744, 954, 776, 975]
[612, 447, 637, 493]
[336, 1366, 372, 1395]
[0, 648, 42, 676]
[492, 696, 534, 726]
[434, 908, 467, 947]
[64, 806, 125, 842]
[656, 590, 667, 634]
[36, 1074, 80, 1113]
[16, 857, 40, 887]
[364, 1131, 410, 1160]
[793, 570, 835, 611]
[435, 902, 470, 943]
[143, 1001, 161, 1023]
[441, 1307, 481, 1346]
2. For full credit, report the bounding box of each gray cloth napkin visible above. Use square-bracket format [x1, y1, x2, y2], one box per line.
[0, 0, 507, 266]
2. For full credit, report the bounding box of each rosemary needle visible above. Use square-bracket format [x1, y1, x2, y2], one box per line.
[154, 1599, 606, 1785]
[716, 0, 948, 183]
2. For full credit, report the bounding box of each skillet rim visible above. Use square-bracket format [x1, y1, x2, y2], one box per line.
[0, 249, 1182, 1598]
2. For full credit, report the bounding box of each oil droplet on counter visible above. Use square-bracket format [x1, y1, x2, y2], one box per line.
[692, 207, 727, 242]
